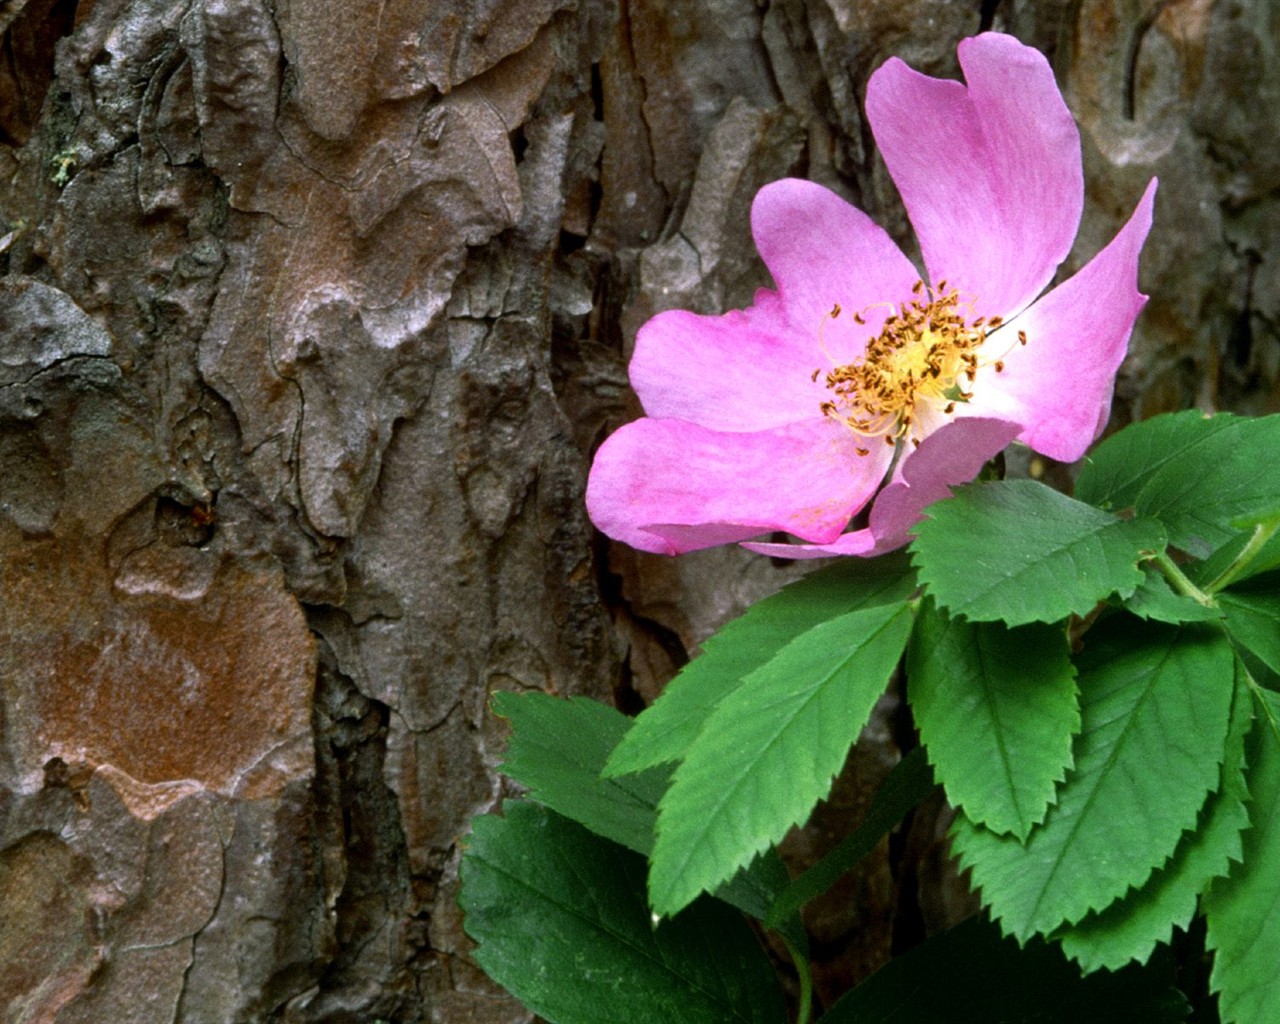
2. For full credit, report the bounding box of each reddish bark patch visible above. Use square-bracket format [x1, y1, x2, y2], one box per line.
[1, 537, 315, 807]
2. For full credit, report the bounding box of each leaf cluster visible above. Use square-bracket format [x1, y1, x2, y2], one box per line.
[458, 412, 1280, 1024]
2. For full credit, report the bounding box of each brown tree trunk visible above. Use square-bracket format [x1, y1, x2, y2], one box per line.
[0, 0, 1275, 1021]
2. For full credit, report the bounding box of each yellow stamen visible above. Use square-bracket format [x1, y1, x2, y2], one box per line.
[813, 284, 1024, 453]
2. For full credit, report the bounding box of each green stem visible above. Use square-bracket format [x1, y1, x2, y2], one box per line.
[782, 934, 813, 1024]
[1205, 517, 1280, 594]
[1151, 550, 1214, 607]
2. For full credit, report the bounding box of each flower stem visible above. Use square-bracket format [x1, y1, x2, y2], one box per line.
[782, 934, 813, 1024]
[1204, 517, 1280, 594]
[1152, 551, 1214, 607]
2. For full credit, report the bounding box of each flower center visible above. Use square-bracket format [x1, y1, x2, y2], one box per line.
[816, 281, 1021, 454]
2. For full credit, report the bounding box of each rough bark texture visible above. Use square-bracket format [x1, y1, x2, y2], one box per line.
[0, 0, 1276, 1021]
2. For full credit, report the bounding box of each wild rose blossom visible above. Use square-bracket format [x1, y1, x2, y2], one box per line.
[587, 33, 1157, 558]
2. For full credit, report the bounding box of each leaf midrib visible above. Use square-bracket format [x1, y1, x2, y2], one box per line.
[1018, 633, 1197, 935]
[652, 606, 909, 910]
[951, 517, 1151, 622]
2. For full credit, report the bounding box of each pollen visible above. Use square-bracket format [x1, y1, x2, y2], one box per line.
[815, 282, 1016, 449]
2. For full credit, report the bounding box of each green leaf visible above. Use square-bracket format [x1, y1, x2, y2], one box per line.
[460, 802, 786, 1024]
[908, 601, 1078, 839]
[819, 916, 1189, 1024]
[1076, 411, 1280, 552]
[605, 553, 916, 777]
[492, 690, 800, 943]
[1219, 573, 1280, 678]
[1188, 515, 1280, 590]
[1058, 667, 1252, 970]
[1206, 688, 1280, 1024]
[911, 479, 1166, 625]
[766, 746, 936, 927]
[495, 692, 671, 855]
[1123, 567, 1224, 624]
[649, 601, 915, 917]
[951, 617, 1236, 940]
[1075, 411, 1238, 518]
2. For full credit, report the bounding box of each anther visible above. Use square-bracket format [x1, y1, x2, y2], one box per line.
[819, 287, 989, 443]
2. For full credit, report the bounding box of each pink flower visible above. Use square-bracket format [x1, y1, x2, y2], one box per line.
[586, 33, 1157, 558]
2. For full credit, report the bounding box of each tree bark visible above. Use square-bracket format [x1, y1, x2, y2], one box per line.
[0, 0, 1276, 1021]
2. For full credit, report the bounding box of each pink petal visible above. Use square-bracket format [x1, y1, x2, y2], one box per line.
[866, 417, 1024, 545]
[866, 33, 1082, 320]
[750, 178, 922, 363]
[743, 526, 881, 559]
[586, 416, 893, 555]
[631, 289, 829, 431]
[743, 417, 1020, 559]
[963, 179, 1157, 463]
[631, 180, 921, 433]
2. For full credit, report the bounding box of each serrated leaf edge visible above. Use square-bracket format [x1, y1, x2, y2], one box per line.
[648, 604, 913, 916]
[950, 626, 1234, 941]
[1054, 672, 1252, 972]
